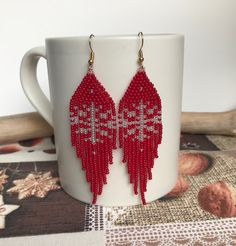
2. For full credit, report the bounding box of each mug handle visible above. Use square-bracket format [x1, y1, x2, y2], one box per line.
[20, 47, 53, 127]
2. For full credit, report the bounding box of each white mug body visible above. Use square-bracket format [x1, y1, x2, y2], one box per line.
[21, 34, 184, 206]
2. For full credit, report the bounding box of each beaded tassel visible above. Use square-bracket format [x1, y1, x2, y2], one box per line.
[118, 67, 162, 204]
[70, 68, 116, 204]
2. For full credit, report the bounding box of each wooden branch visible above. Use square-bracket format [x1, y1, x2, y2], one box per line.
[181, 109, 236, 136]
[0, 112, 53, 145]
[0, 109, 235, 145]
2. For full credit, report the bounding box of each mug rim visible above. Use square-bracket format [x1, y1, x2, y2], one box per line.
[46, 33, 184, 42]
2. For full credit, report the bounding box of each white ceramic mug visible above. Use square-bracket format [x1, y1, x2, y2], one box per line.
[20, 34, 184, 206]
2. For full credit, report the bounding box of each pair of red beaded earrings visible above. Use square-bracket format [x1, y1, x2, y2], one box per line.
[70, 32, 162, 205]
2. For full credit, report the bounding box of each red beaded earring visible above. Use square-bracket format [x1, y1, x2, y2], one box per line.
[69, 34, 117, 204]
[118, 32, 163, 205]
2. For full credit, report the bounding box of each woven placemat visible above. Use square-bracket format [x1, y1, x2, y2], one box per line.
[0, 134, 235, 246]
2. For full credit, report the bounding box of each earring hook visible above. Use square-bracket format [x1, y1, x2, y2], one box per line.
[88, 34, 95, 66]
[138, 32, 144, 66]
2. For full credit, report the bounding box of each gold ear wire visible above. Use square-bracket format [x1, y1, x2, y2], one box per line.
[138, 32, 144, 66]
[88, 34, 95, 66]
